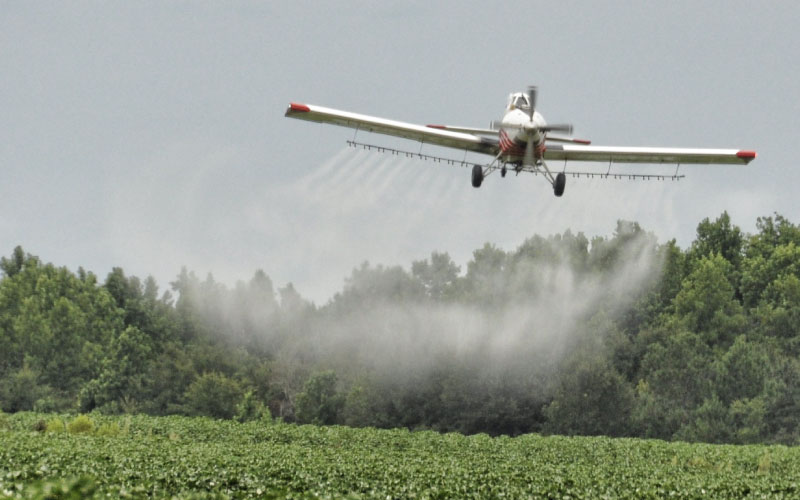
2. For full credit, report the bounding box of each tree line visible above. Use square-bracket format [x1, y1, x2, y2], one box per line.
[1, 212, 799, 445]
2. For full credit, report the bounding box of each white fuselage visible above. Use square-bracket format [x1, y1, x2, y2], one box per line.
[498, 103, 547, 163]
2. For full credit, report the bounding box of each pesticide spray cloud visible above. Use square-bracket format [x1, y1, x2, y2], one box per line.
[108, 141, 664, 375]
[293, 222, 664, 392]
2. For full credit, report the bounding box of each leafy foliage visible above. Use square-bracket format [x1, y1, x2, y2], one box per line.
[66, 414, 94, 434]
[295, 371, 343, 425]
[183, 372, 244, 420]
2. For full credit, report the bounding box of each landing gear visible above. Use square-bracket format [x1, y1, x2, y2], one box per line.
[537, 158, 566, 197]
[553, 172, 566, 197]
[471, 164, 484, 188]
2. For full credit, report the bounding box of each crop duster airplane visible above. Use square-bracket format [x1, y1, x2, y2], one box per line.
[285, 86, 756, 197]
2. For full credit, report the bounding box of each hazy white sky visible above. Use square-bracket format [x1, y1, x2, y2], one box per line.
[2, 1, 798, 302]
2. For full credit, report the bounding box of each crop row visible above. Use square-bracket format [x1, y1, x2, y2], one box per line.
[1, 412, 799, 499]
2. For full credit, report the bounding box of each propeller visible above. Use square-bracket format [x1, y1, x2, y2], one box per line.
[526, 85, 537, 122]
[524, 132, 535, 167]
[492, 86, 574, 165]
[524, 86, 536, 167]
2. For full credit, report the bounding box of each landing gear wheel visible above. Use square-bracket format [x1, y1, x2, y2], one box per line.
[471, 164, 484, 188]
[553, 172, 566, 197]
[501, 166, 507, 178]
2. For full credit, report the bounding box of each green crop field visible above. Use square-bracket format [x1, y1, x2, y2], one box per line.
[1, 412, 799, 499]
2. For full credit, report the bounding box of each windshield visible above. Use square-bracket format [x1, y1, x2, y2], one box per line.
[508, 93, 530, 111]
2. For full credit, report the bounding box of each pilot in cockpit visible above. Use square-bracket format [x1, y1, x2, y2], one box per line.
[507, 93, 530, 111]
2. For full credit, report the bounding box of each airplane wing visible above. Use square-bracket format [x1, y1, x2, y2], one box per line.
[543, 144, 756, 165]
[285, 102, 755, 166]
[285, 103, 499, 156]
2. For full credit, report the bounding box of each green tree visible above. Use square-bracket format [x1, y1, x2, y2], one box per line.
[0, 251, 122, 398]
[634, 329, 714, 439]
[729, 397, 767, 444]
[0, 245, 26, 278]
[742, 242, 800, 309]
[762, 357, 800, 444]
[689, 212, 744, 270]
[241, 269, 281, 341]
[503, 231, 591, 302]
[751, 274, 800, 350]
[295, 370, 343, 425]
[411, 252, 461, 302]
[672, 254, 745, 345]
[543, 359, 633, 437]
[330, 262, 424, 312]
[278, 282, 312, 324]
[235, 390, 269, 422]
[715, 335, 770, 405]
[341, 383, 373, 427]
[79, 325, 153, 413]
[170, 267, 206, 342]
[746, 214, 800, 260]
[137, 343, 197, 415]
[183, 372, 244, 419]
[625, 239, 687, 329]
[542, 318, 634, 438]
[588, 220, 654, 272]
[0, 362, 45, 412]
[674, 395, 732, 444]
[464, 243, 508, 304]
[104, 268, 175, 343]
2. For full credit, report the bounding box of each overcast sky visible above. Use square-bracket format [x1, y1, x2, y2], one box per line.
[2, 1, 798, 302]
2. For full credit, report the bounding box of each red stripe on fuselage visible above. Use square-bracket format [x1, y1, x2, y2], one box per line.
[499, 130, 522, 151]
[499, 129, 544, 159]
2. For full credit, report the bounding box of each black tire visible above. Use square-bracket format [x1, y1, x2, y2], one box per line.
[471, 164, 484, 188]
[554, 172, 566, 197]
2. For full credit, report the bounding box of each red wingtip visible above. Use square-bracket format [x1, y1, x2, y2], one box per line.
[426, 124, 446, 129]
[574, 139, 591, 145]
[737, 150, 757, 160]
[289, 102, 310, 112]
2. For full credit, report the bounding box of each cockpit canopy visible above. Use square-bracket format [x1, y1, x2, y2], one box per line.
[507, 92, 531, 112]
